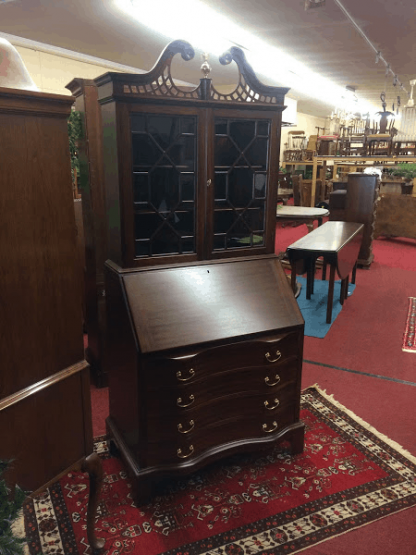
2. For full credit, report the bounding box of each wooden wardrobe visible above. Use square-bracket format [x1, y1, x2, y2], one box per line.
[0, 87, 105, 549]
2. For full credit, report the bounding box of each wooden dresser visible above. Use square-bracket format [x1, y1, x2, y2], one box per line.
[105, 255, 305, 504]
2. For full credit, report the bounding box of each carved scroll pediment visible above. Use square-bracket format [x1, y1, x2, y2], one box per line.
[106, 39, 289, 106]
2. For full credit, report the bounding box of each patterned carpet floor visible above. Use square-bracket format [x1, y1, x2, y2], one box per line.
[21, 386, 416, 555]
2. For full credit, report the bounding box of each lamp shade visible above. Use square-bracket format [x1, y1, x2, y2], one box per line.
[0, 37, 38, 91]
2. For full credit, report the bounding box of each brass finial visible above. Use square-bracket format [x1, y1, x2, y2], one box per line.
[201, 53, 211, 79]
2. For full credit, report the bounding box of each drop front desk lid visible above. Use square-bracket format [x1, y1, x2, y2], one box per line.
[120, 256, 304, 354]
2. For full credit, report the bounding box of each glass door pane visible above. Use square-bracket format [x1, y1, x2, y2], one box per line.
[212, 117, 271, 252]
[131, 113, 197, 258]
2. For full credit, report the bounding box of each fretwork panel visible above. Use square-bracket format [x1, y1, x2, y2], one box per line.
[131, 113, 197, 258]
[213, 118, 270, 251]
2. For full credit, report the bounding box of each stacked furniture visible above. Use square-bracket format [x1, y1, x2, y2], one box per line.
[88, 40, 306, 504]
[0, 86, 102, 550]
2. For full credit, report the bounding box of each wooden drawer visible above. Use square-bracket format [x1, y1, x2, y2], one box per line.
[146, 380, 296, 441]
[144, 357, 299, 418]
[144, 331, 301, 391]
[144, 404, 296, 467]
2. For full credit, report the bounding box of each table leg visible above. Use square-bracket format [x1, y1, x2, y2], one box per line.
[291, 264, 297, 295]
[311, 259, 316, 294]
[306, 260, 314, 299]
[322, 259, 327, 281]
[340, 278, 346, 305]
[351, 262, 357, 284]
[344, 275, 350, 300]
[326, 265, 336, 324]
[317, 217, 323, 227]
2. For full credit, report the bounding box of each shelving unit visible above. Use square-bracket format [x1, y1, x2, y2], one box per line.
[282, 155, 416, 206]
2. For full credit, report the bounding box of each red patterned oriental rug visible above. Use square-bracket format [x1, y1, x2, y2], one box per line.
[402, 297, 416, 352]
[21, 386, 416, 555]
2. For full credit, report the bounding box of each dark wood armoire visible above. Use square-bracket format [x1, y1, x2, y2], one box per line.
[0, 86, 102, 549]
[89, 40, 304, 504]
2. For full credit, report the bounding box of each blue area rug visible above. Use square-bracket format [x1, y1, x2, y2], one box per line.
[296, 276, 356, 338]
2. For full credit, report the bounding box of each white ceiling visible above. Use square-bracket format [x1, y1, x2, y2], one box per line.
[0, 0, 415, 117]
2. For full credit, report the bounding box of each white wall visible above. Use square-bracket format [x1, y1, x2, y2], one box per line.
[14, 45, 126, 95]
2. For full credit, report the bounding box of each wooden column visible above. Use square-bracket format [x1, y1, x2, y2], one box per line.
[311, 155, 318, 206]
[66, 79, 108, 387]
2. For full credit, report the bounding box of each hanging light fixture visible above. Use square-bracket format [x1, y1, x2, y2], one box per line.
[304, 0, 326, 10]
[394, 80, 416, 143]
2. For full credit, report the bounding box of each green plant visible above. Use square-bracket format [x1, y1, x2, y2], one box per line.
[391, 163, 416, 181]
[0, 460, 27, 555]
[67, 110, 83, 184]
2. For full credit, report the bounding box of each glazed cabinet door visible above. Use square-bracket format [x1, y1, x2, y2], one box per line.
[122, 104, 207, 266]
[205, 108, 281, 259]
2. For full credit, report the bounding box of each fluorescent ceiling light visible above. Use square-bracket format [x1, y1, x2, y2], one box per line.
[115, 0, 377, 115]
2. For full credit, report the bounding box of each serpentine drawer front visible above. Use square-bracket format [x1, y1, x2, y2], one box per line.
[145, 404, 296, 467]
[144, 332, 300, 390]
[145, 380, 297, 442]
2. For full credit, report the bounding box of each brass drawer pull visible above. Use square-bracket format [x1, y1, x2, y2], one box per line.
[178, 420, 195, 434]
[264, 374, 281, 387]
[264, 398, 280, 410]
[177, 394, 195, 408]
[265, 350, 282, 363]
[262, 421, 278, 433]
[176, 368, 195, 382]
[177, 445, 194, 459]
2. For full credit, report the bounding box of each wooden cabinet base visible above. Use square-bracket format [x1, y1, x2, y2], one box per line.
[0, 361, 105, 552]
[106, 416, 305, 506]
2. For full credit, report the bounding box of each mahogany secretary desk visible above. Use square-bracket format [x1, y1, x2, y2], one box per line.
[93, 40, 305, 504]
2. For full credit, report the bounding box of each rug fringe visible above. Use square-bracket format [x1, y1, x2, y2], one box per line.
[11, 510, 29, 555]
[302, 384, 416, 465]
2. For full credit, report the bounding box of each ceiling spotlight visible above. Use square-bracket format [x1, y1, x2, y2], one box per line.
[304, 0, 326, 11]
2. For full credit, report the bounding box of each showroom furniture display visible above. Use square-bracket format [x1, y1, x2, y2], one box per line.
[286, 221, 364, 323]
[0, 86, 103, 551]
[92, 39, 305, 504]
[66, 78, 108, 387]
[282, 156, 416, 207]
